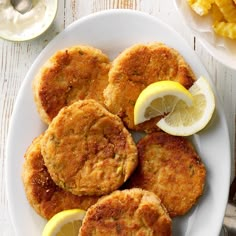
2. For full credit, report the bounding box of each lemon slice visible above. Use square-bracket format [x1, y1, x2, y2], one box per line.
[134, 80, 193, 125]
[42, 209, 86, 236]
[157, 76, 215, 136]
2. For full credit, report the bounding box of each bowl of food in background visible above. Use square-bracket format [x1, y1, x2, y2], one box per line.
[0, 0, 58, 42]
[174, 0, 236, 70]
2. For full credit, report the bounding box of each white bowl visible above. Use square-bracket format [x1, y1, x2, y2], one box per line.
[174, 0, 236, 70]
[0, 0, 58, 42]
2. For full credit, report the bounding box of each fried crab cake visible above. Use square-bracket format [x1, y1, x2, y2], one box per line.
[33, 45, 110, 124]
[41, 99, 138, 196]
[104, 42, 196, 132]
[125, 132, 206, 217]
[79, 188, 172, 236]
[22, 134, 99, 220]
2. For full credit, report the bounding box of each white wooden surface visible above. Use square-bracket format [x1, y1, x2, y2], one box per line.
[0, 0, 235, 235]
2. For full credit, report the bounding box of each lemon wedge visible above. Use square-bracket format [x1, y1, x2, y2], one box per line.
[134, 80, 194, 125]
[157, 76, 215, 136]
[42, 209, 86, 236]
[134, 77, 215, 136]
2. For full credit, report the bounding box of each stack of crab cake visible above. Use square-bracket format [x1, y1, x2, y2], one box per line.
[22, 43, 206, 235]
[23, 45, 138, 219]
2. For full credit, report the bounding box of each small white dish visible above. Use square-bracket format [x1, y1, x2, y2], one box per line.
[0, 0, 58, 41]
[174, 0, 236, 70]
[6, 9, 231, 236]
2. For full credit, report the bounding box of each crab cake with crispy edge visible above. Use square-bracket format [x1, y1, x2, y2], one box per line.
[104, 42, 196, 132]
[22, 134, 100, 220]
[125, 132, 206, 217]
[79, 188, 172, 236]
[41, 99, 138, 196]
[33, 45, 110, 124]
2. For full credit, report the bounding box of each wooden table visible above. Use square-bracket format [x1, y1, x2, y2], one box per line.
[0, 0, 235, 235]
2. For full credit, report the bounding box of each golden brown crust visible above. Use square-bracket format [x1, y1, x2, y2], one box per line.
[41, 99, 138, 196]
[79, 188, 172, 236]
[33, 45, 111, 124]
[22, 134, 99, 220]
[104, 42, 196, 132]
[125, 132, 206, 217]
